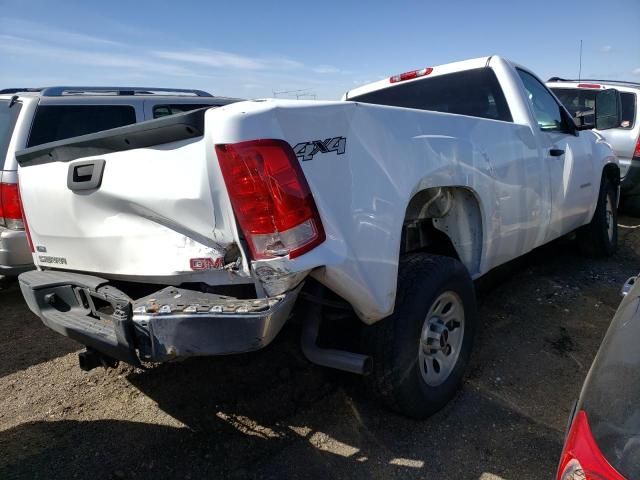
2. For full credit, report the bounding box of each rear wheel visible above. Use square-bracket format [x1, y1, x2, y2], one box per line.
[577, 177, 618, 257]
[362, 253, 476, 419]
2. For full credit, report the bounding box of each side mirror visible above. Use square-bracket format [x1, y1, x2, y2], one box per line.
[595, 88, 621, 130]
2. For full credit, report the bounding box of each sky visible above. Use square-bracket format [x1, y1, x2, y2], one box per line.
[0, 0, 638, 100]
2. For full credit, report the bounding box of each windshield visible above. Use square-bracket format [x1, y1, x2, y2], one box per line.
[0, 100, 22, 170]
[579, 290, 640, 478]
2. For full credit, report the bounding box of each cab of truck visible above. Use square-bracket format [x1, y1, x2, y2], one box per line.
[0, 87, 241, 276]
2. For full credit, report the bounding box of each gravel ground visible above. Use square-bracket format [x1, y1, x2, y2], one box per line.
[1, 215, 639, 480]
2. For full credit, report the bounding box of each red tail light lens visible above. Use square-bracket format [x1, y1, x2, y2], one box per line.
[557, 411, 626, 480]
[0, 183, 25, 230]
[390, 67, 433, 83]
[215, 139, 325, 260]
[633, 137, 640, 158]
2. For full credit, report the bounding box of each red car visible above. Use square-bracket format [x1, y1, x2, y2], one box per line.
[557, 276, 640, 479]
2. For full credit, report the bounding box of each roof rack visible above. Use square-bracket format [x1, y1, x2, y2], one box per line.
[1, 87, 213, 97]
[42, 86, 213, 97]
[547, 77, 640, 87]
[0, 88, 44, 94]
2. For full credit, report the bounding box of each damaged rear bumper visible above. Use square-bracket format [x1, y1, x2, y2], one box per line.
[18, 270, 300, 365]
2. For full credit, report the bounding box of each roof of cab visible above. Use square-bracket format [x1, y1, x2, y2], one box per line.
[344, 56, 495, 100]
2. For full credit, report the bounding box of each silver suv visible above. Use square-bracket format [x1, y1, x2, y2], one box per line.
[0, 87, 240, 276]
[546, 78, 640, 213]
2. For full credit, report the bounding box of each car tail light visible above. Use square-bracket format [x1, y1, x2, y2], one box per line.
[633, 136, 640, 159]
[577, 83, 603, 89]
[390, 67, 433, 83]
[215, 139, 325, 260]
[17, 184, 34, 252]
[557, 411, 626, 480]
[0, 183, 25, 230]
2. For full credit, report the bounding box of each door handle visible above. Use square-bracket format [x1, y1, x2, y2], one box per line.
[549, 149, 565, 157]
[67, 159, 105, 191]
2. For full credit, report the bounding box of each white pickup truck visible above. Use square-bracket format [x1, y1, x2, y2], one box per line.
[17, 56, 621, 418]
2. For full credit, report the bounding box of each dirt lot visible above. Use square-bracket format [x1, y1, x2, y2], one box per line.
[1, 216, 639, 480]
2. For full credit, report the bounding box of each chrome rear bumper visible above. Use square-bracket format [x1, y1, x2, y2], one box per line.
[19, 270, 300, 365]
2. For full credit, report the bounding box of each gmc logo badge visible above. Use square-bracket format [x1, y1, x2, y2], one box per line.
[190, 257, 224, 270]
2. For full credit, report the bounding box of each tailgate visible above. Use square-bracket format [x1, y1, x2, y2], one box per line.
[16, 109, 248, 280]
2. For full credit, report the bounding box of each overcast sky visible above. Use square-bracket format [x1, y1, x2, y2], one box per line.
[1, 0, 638, 99]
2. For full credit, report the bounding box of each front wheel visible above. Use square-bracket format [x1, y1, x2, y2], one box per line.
[577, 177, 618, 257]
[361, 253, 476, 419]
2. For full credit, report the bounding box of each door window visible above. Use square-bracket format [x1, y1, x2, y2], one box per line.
[517, 70, 566, 132]
[152, 104, 215, 118]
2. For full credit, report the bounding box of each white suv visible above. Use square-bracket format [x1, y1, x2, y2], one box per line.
[0, 86, 240, 276]
[546, 78, 640, 212]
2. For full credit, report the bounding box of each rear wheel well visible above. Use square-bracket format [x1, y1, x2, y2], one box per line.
[401, 217, 460, 259]
[401, 187, 482, 275]
[603, 163, 620, 187]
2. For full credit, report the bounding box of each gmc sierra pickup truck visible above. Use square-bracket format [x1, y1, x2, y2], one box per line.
[16, 56, 621, 418]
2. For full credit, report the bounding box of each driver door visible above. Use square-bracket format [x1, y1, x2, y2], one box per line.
[517, 69, 594, 242]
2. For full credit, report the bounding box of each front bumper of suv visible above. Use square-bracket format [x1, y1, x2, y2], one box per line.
[18, 270, 300, 365]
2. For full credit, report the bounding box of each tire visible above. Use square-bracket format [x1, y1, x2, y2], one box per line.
[577, 177, 618, 257]
[361, 253, 476, 419]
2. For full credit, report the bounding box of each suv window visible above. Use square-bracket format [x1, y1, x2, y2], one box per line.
[27, 105, 136, 147]
[551, 88, 636, 129]
[517, 70, 566, 132]
[349, 67, 513, 122]
[0, 101, 22, 170]
[153, 104, 215, 119]
[620, 92, 636, 129]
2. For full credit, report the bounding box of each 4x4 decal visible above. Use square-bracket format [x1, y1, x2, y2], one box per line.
[293, 137, 346, 161]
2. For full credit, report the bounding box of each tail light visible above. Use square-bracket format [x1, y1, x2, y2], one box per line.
[0, 182, 24, 230]
[577, 83, 603, 89]
[390, 67, 433, 83]
[17, 184, 34, 252]
[557, 411, 625, 480]
[215, 139, 325, 260]
[633, 136, 640, 159]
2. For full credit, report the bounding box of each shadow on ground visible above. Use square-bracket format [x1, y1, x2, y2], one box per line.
[1, 378, 561, 480]
[0, 279, 78, 379]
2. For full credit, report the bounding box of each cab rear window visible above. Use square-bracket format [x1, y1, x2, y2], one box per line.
[27, 105, 136, 147]
[349, 67, 513, 122]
